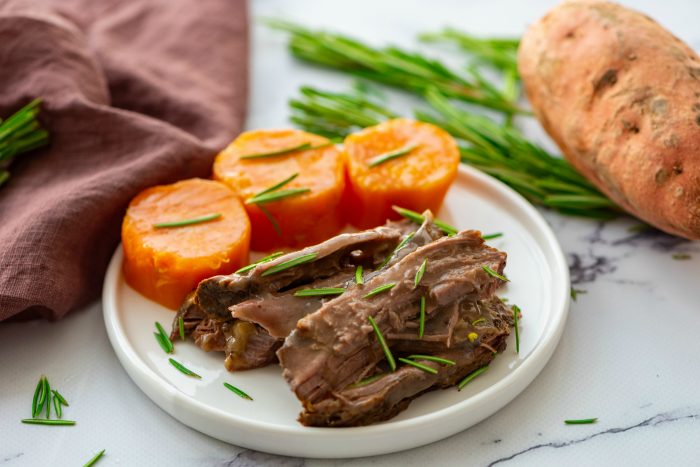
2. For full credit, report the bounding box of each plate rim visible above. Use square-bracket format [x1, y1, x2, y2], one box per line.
[102, 164, 570, 457]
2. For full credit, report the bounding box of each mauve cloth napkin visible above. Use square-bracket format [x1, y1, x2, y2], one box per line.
[0, 0, 248, 321]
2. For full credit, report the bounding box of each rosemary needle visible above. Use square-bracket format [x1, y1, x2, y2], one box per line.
[21, 419, 76, 426]
[178, 316, 185, 341]
[418, 296, 426, 339]
[255, 173, 299, 196]
[348, 374, 385, 389]
[457, 366, 488, 390]
[83, 449, 106, 467]
[259, 205, 282, 236]
[261, 252, 317, 276]
[154, 332, 172, 354]
[414, 258, 427, 288]
[367, 144, 418, 167]
[154, 322, 173, 354]
[43, 377, 51, 419]
[512, 304, 521, 353]
[168, 358, 201, 378]
[53, 389, 68, 406]
[482, 232, 503, 240]
[482, 265, 509, 282]
[355, 265, 364, 285]
[565, 418, 598, 425]
[408, 355, 456, 366]
[380, 232, 415, 267]
[239, 142, 311, 160]
[293, 287, 345, 297]
[399, 357, 438, 375]
[153, 213, 221, 229]
[471, 318, 486, 326]
[392, 205, 458, 235]
[53, 392, 62, 419]
[246, 188, 311, 205]
[363, 283, 396, 298]
[368, 315, 396, 372]
[235, 252, 284, 274]
[224, 382, 253, 400]
[31, 376, 44, 418]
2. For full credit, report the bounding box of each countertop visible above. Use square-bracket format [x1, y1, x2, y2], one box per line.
[2, 0, 700, 465]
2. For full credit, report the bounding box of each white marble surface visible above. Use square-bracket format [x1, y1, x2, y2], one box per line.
[2, 0, 700, 465]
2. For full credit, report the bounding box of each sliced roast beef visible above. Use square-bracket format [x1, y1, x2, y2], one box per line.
[278, 230, 507, 404]
[299, 297, 513, 427]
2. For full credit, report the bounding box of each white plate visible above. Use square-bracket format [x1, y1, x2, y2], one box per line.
[102, 165, 570, 458]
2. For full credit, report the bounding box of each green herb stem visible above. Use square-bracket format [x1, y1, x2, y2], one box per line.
[246, 188, 310, 205]
[363, 283, 396, 298]
[512, 304, 521, 353]
[53, 392, 62, 419]
[418, 296, 426, 339]
[43, 377, 51, 419]
[153, 213, 221, 229]
[154, 322, 174, 354]
[355, 265, 364, 285]
[392, 205, 458, 235]
[52, 390, 68, 406]
[348, 373, 385, 389]
[482, 265, 509, 282]
[178, 316, 185, 341]
[457, 366, 488, 390]
[482, 232, 503, 240]
[261, 252, 318, 277]
[399, 357, 438, 375]
[408, 355, 456, 366]
[293, 287, 345, 297]
[255, 173, 299, 196]
[380, 232, 415, 268]
[565, 418, 598, 425]
[414, 258, 427, 288]
[168, 358, 201, 378]
[367, 144, 418, 167]
[224, 382, 253, 400]
[235, 252, 284, 274]
[21, 419, 76, 426]
[31, 376, 44, 418]
[368, 315, 396, 372]
[239, 142, 312, 160]
[83, 449, 106, 467]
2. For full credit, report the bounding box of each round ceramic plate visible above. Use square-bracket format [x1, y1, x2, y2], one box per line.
[103, 165, 570, 458]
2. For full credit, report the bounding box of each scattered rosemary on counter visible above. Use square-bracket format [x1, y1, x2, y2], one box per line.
[570, 288, 587, 302]
[512, 304, 521, 353]
[363, 283, 396, 298]
[178, 316, 185, 340]
[31, 376, 45, 418]
[408, 355, 456, 366]
[235, 251, 284, 274]
[43, 377, 51, 419]
[224, 382, 253, 401]
[392, 205, 458, 235]
[293, 287, 345, 297]
[414, 259, 427, 288]
[261, 252, 318, 277]
[380, 232, 415, 268]
[53, 392, 62, 418]
[348, 373, 385, 389]
[368, 315, 396, 372]
[672, 253, 691, 260]
[355, 265, 364, 285]
[83, 449, 106, 467]
[0, 99, 50, 189]
[564, 418, 598, 425]
[457, 366, 488, 390]
[238, 142, 312, 160]
[398, 357, 438, 375]
[153, 213, 221, 229]
[482, 232, 503, 240]
[482, 265, 509, 282]
[154, 322, 173, 354]
[21, 418, 76, 426]
[367, 144, 418, 167]
[418, 296, 426, 339]
[168, 358, 201, 379]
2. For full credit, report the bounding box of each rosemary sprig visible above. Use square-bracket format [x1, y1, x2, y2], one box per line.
[168, 358, 201, 378]
[153, 213, 221, 229]
[398, 357, 438, 375]
[178, 316, 185, 340]
[414, 258, 427, 288]
[235, 251, 284, 274]
[418, 296, 426, 339]
[154, 322, 174, 354]
[363, 283, 396, 298]
[355, 265, 364, 285]
[43, 377, 51, 419]
[261, 252, 317, 276]
[293, 287, 345, 297]
[31, 376, 45, 418]
[565, 418, 598, 425]
[457, 366, 488, 390]
[246, 188, 310, 205]
[223, 382, 253, 400]
[367, 144, 418, 167]
[419, 29, 519, 74]
[380, 232, 415, 268]
[348, 373, 385, 389]
[482, 232, 503, 240]
[368, 315, 396, 371]
[392, 205, 458, 235]
[83, 449, 106, 467]
[266, 20, 523, 115]
[0, 99, 49, 186]
[482, 265, 509, 282]
[238, 142, 311, 160]
[21, 419, 76, 426]
[512, 304, 521, 353]
[408, 355, 456, 366]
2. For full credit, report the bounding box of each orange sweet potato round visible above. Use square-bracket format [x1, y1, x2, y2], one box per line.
[122, 178, 250, 310]
[213, 129, 345, 251]
[343, 118, 460, 229]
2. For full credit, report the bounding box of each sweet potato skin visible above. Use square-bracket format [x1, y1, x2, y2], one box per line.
[518, 0, 700, 239]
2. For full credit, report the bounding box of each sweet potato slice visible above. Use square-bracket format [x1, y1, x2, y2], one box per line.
[343, 118, 460, 229]
[122, 178, 250, 310]
[213, 129, 345, 250]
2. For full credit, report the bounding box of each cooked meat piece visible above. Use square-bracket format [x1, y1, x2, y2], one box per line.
[196, 222, 411, 316]
[170, 292, 205, 340]
[223, 321, 282, 371]
[278, 230, 507, 404]
[299, 298, 513, 427]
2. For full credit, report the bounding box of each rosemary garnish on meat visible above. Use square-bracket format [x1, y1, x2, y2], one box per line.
[414, 259, 427, 288]
[261, 252, 318, 276]
[239, 142, 322, 160]
[294, 287, 345, 297]
[154, 322, 173, 354]
[83, 449, 106, 467]
[565, 418, 598, 425]
[235, 251, 284, 274]
[398, 357, 438, 375]
[153, 213, 221, 229]
[457, 366, 488, 390]
[168, 358, 201, 378]
[367, 144, 418, 168]
[368, 315, 396, 371]
[482, 265, 509, 282]
[512, 304, 521, 353]
[482, 232, 503, 240]
[392, 205, 458, 235]
[178, 316, 185, 340]
[408, 355, 456, 366]
[363, 283, 396, 298]
[348, 373, 385, 389]
[355, 265, 364, 285]
[21, 419, 76, 426]
[380, 232, 415, 267]
[224, 382, 253, 400]
[418, 296, 426, 339]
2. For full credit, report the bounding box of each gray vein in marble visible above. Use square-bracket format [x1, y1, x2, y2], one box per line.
[486, 409, 700, 466]
[222, 450, 305, 467]
[1, 453, 23, 463]
[568, 250, 617, 285]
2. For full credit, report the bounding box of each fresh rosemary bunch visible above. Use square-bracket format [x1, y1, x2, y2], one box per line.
[288, 84, 618, 218]
[0, 99, 49, 188]
[266, 20, 524, 116]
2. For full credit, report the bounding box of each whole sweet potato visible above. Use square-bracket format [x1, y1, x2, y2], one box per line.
[518, 0, 700, 239]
